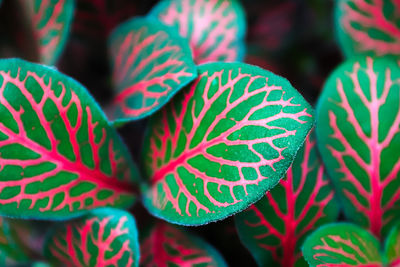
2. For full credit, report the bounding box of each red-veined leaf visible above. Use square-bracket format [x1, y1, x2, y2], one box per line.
[142, 62, 314, 225]
[0, 58, 139, 219]
[140, 222, 227, 267]
[19, 0, 75, 65]
[335, 0, 400, 58]
[302, 223, 382, 267]
[316, 57, 400, 238]
[44, 208, 139, 267]
[235, 131, 339, 267]
[0, 217, 30, 266]
[108, 17, 197, 123]
[150, 0, 246, 64]
[385, 221, 400, 266]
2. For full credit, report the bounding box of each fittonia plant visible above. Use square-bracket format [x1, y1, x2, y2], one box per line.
[4, 0, 400, 266]
[302, 222, 400, 266]
[235, 131, 339, 267]
[316, 56, 400, 238]
[335, 0, 400, 58]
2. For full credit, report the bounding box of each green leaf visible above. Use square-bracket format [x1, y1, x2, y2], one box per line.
[140, 222, 227, 266]
[44, 208, 140, 267]
[19, 0, 75, 65]
[0, 217, 30, 266]
[316, 56, 400, 238]
[384, 221, 400, 266]
[335, 0, 400, 58]
[302, 223, 382, 267]
[0, 58, 139, 220]
[108, 16, 197, 123]
[235, 130, 339, 267]
[150, 0, 246, 64]
[142, 62, 314, 225]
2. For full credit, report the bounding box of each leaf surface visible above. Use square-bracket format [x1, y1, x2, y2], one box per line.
[384, 222, 400, 266]
[108, 17, 197, 122]
[316, 57, 400, 238]
[302, 223, 382, 267]
[335, 0, 400, 58]
[0, 58, 139, 219]
[150, 0, 246, 64]
[142, 62, 314, 225]
[44, 208, 140, 267]
[140, 222, 227, 267]
[235, 131, 339, 267]
[19, 0, 74, 65]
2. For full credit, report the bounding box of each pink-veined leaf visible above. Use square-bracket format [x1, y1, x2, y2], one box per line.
[108, 16, 197, 123]
[302, 223, 382, 267]
[150, 0, 246, 64]
[0, 58, 139, 220]
[19, 0, 75, 65]
[235, 130, 339, 267]
[140, 222, 227, 267]
[0, 217, 30, 266]
[335, 0, 400, 58]
[142, 62, 314, 225]
[384, 221, 400, 266]
[44, 208, 139, 267]
[316, 57, 400, 238]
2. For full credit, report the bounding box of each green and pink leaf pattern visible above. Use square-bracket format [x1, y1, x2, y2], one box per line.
[108, 17, 197, 122]
[335, 0, 400, 58]
[19, 0, 75, 65]
[384, 222, 400, 266]
[235, 131, 339, 267]
[302, 223, 382, 267]
[0, 217, 30, 266]
[0, 58, 139, 219]
[44, 208, 139, 267]
[316, 57, 400, 238]
[140, 222, 227, 267]
[150, 0, 246, 64]
[142, 62, 314, 225]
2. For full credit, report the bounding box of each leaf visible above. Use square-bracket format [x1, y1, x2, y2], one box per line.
[140, 222, 227, 267]
[302, 223, 382, 267]
[0, 58, 139, 220]
[150, 0, 246, 64]
[19, 0, 75, 65]
[44, 208, 139, 267]
[335, 0, 400, 58]
[0, 217, 30, 266]
[108, 17, 197, 123]
[142, 62, 314, 225]
[316, 57, 400, 238]
[235, 130, 339, 267]
[384, 221, 400, 266]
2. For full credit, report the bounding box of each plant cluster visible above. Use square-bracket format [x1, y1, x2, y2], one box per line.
[0, 0, 399, 266]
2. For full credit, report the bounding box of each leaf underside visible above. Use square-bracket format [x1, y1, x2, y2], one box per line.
[150, 0, 246, 64]
[335, 0, 400, 58]
[0, 58, 139, 220]
[19, 0, 75, 65]
[302, 223, 382, 267]
[44, 208, 140, 267]
[235, 131, 339, 267]
[140, 222, 227, 267]
[142, 62, 314, 225]
[108, 17, 197, 122]
[316, 57, 400, 238]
